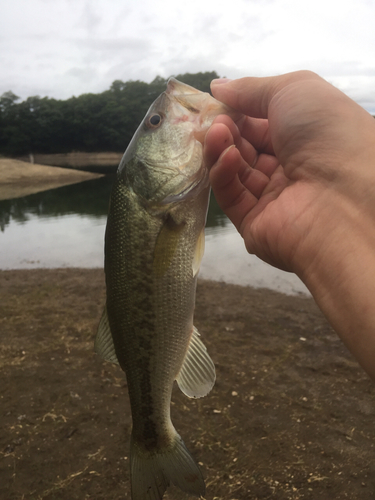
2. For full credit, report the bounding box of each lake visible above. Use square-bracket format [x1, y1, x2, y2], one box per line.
[0, 175, 308, 295]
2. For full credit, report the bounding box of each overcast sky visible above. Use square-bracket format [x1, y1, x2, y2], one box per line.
[1, 0, 374, 112]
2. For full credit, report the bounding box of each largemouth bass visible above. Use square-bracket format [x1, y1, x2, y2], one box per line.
[95, 78, 239, 500]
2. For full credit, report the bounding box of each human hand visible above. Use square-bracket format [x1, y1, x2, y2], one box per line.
[204, 71, 375, 275]
[204, 71, 375, 380]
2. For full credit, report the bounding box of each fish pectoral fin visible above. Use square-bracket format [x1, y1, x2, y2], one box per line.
[176, 326, 216, 399]
[153, 215, 185, 278]
[94, 306, 119, 365]
[192, 228, 205, 277]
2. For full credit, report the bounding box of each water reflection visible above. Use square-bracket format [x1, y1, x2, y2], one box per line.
[0, 175, 228, 232]
[0, 176, 113, 231]
[0, 176, 309, 295]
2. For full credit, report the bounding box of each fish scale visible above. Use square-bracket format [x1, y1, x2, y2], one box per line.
[105, 176, 206, 448]
[95, 77, 240, 500]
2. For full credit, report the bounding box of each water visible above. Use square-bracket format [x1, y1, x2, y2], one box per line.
[0, 176, 309, 295]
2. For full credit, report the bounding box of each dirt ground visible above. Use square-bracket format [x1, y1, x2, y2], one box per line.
[0, 159, 102, 200]
[1, 269, 374, 500]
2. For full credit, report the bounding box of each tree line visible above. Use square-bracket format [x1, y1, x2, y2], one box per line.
[0, 71, 219, 157]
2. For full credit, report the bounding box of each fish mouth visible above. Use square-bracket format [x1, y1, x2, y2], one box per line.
[166, 78, 203, 97]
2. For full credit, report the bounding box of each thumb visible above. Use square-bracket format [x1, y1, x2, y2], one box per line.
[211, 71, 322, 119]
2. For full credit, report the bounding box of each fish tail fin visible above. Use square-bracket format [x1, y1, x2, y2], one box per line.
[130, 431, 205, 500]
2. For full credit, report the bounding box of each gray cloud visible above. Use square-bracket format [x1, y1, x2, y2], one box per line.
[0, 0, 374, 113]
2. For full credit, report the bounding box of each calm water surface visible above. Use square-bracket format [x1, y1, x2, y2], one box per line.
[0, 176, 308, 295]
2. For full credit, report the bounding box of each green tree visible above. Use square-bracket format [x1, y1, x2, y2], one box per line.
[0, 71, 221, 156]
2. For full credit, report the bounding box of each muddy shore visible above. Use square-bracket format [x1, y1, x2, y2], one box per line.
[1, 268, 374, 500]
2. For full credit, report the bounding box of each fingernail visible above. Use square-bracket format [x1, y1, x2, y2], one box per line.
[217, 144, 236, 163]
[211, 78, 232, 86]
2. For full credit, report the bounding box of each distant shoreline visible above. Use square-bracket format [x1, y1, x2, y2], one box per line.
[15, 151, 122, 172]
[0, 158, 103, 200]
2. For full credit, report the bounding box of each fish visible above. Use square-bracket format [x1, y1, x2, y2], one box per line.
[95, 78, 240, 500]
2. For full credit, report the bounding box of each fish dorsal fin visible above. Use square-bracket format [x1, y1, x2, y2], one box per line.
[153, 215, 185, 278]
[176, 327, 215, 399]
[192, 228, 205, 277]
[94, 306, 119, 365]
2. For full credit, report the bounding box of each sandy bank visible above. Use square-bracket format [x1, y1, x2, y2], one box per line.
[0, 158, 103, 200]
[16, 152, 122, 170]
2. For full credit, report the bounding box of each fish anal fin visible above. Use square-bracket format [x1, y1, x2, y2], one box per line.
[94, 306, 119, 365]
[176, 326, 215, 399]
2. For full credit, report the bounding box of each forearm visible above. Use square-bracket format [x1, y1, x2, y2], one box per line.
[206, 73, 375, 380]
[297, 201, 375, 381]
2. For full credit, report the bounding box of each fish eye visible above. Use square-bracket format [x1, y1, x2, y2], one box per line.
[146, 113, 163, 128]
